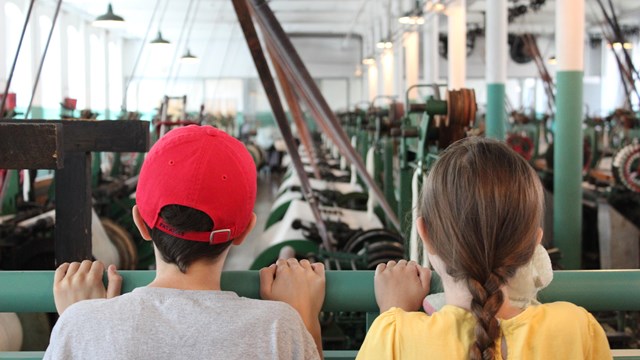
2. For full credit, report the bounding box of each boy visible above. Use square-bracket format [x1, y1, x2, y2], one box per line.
[45, 125, 325, 359]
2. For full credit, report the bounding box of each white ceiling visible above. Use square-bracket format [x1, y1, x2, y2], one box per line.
[54, 0, 640, 71]
[59, 0, 640, 40]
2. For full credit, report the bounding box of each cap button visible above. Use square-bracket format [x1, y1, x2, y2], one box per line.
[206, 127, 217, 136]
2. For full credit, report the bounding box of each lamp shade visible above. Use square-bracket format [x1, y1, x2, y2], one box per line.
[180, 49, 199, 64]
[398, 7, 425, 25]
[150, 31, 171, 45]
[93, 3, 125, 28]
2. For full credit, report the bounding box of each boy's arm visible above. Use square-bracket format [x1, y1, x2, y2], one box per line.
[53, 260, 122, 315]
[260, 259, 325, 359]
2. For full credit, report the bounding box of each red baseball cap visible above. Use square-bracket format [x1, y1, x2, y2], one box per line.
[136, 125, 257, 244]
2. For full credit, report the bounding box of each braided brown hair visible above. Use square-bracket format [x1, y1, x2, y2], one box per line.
[419, 137, 543, 359]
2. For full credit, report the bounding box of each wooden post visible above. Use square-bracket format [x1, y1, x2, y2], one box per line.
[0, 120, 150, 264]
[54, 152, 92, 262]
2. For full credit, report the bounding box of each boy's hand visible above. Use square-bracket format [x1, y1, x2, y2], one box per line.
[53, 260, 122, 315]
[259, 259, 325, 326]
[374, 260, 431, 313]
[260, 259, 325, 358]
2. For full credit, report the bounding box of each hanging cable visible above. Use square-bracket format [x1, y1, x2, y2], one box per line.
[121, 0, 162, 111]
[211, 25, 237, 100]
[0, 0, 36, 118]
[197, 1, 227, 77]
[25, 0, 63, 119]
[163, 0, 195, 94]
[196, 0, 230, 104]
[157, 0, 170, 33]
[170, 0, 201, 92]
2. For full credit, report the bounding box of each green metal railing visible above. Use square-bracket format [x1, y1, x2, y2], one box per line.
[1, 270, 639, 359]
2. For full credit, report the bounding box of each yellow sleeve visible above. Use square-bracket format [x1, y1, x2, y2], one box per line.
[356, 308, 400, 360]
[586, 313, 613, 360]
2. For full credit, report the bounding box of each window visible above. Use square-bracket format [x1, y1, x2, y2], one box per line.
[90, 32, 106, 114]
[39, 15, 61, 112]
[4, 2, 32, 110]
[66, 25, 85, 109]
[109, 40, 122, 112]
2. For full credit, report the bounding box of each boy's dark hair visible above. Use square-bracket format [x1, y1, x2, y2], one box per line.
[151, 205, 233, 273]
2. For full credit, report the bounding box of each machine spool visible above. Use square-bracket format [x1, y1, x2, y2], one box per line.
[440, 88, 477, 148]
[245, 143, 266, 170]
[0, 312, 22, 351]
[100, 218, 137, 270]
[613, 143, 640, 193]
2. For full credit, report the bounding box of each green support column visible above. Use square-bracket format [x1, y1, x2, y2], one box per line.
[398, 136, 413, 242]
[486, 83, 506, 139]
[554, 71, 583, 269]
[383, 137, 398, 228]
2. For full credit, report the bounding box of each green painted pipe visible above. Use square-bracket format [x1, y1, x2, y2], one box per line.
[1, 270, 640, 313]
[554, 71, 584, 269]
[486, 83, 506, 140]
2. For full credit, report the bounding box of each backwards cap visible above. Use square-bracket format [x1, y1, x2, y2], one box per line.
[136, 125, 257, 244]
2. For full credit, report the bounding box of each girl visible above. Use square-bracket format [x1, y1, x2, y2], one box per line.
[357, 137, 610, 359]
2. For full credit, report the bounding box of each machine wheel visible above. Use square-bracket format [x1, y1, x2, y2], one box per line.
[101, 218, 138, 270]
[0, 313, 22, 351]
[507, 133, 535, 161]
[613, 143, 640, 193]
[343, 228, 404, 254]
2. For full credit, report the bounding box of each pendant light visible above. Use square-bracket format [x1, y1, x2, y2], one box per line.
[362, 56, 376, 65]
[376, 38, 393, 49]
[180, 0, 200, 64]
[180, 49, 199, 63]
[150, 0, 171, 46]
[93, 3, 125, 28]
[151, 31, 170, 45]
[399, 0, 425, 25]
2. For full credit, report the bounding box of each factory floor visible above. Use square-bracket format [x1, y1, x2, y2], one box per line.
[223, 169, 281, 271]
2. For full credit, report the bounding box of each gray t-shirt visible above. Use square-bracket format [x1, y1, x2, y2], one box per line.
[44, 287, 319, 360]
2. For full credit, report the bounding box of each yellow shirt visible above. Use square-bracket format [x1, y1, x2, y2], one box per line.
[357, 302, 611, 360]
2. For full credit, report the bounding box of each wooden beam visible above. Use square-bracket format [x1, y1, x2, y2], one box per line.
[0, 120, 150, 153]
[0, 123, 64, 169]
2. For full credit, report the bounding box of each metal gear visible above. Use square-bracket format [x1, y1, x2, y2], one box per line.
[613, 143, 640, 193]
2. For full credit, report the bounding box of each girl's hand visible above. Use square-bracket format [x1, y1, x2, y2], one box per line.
[374, 260, 431, 313]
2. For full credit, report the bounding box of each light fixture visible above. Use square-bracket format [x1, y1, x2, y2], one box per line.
[612, 42, 623, 50]
[362, 56, 376, 65]
[399, 0, 425, 25]
[425, 0, 446, 12]
[376, 39, 393, 49]
[93, 3, 125, 28]
[354, 65, 363, 77]
[399, 13, 425, 25]
[150, 31, 171, 46]
[547, 56, 557, 65]
[623, 42, 633, 50]
[180, 49, 199, 64]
